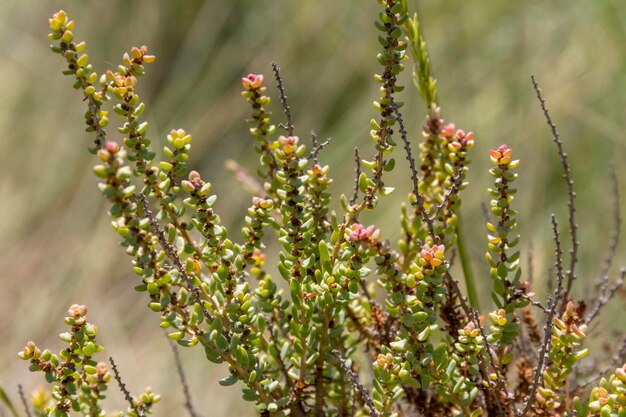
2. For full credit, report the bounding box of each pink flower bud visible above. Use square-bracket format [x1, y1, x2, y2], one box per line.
[490, 144, 513, 165]
[105, 141, 119, 153]
[441, 123, 455, 138]
[188, 170, 203, 188]
[349, 223, 364, 242]
[242, 73, 264, 90]
[67, 304, 88, 318]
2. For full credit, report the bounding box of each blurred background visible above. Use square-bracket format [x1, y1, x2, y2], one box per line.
[1, 0, 625, 415]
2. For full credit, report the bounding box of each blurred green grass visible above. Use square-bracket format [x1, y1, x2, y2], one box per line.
[1, 0, 625, 415]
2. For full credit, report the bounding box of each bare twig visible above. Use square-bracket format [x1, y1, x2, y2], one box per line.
[138, 194, 214, 325]
[512, 288, 548, 314]
[271, 62, 294, 136]
[309, 131, 332, 163]
[519, 215, 565, 416]
[169, 340, 199, 417]
[109, 357, 144, 417]
[351, 148, 362, 206]
[331, 350, 380, 417]
[18, 385, 32, 417]
[531, 76, 578, 310]
[428, 167, 463, 222]
[310, 131, 320, 163]
[393, 104, 437, 241]
[584, 268, 626, 326]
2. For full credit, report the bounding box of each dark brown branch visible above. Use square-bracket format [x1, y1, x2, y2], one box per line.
[18, 385, 33, 417]
[169, 340, 199, 417]
[512, 288, 548, 314]
[309, 131, 332, 163]
[519, 215, 565, 416]
[351, 147, 362, 206]
[271, 62, 294, 136]
[531, 76, 578, 310]
[138, 194, 214, 325]
[109, 356, 144, 417]
[428, 166, 463, 222]
[310, 131, 320, 164]
[331, 350, 380, 417]
[393, 104, 437, 242]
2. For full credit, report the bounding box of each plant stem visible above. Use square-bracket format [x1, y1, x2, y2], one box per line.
[456, 214, 480, 310]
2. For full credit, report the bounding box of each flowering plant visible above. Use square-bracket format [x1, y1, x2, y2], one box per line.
[11, 2, 626, 417]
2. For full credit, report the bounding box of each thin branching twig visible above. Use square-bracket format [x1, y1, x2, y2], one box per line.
[393, 103, 436, 241]
[17, 385, 32, 417]
[428, 167, 463, 222]
[139, 194, 214, 325]
[309, 131, 332, 164]
[519, 215, 565, 416]
[169, 340, 199, 417]
[584, 268, 626, 326]
[331, 350, 380, 417]
[271, 62, 294, 136]
[531, 76, 578, 310]
[109, 357, 144, 417]
[311, 131, 320, 164]
[512, 289, 548, 314]
[351, 147, 361, 206]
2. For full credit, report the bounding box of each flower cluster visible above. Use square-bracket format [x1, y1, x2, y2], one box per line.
[535, 301, 589, 414]
[418, 243, 445, 267]
[241, 74, 277, 179]
[486, 144, 524, 347]
[349, 223, 382, 245]
[19, 305, 159, 416]
[585, 364, 626, 416]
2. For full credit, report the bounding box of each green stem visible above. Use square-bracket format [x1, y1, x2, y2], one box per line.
[456, 214, 480, 310]
[0, 386, 21, 417]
